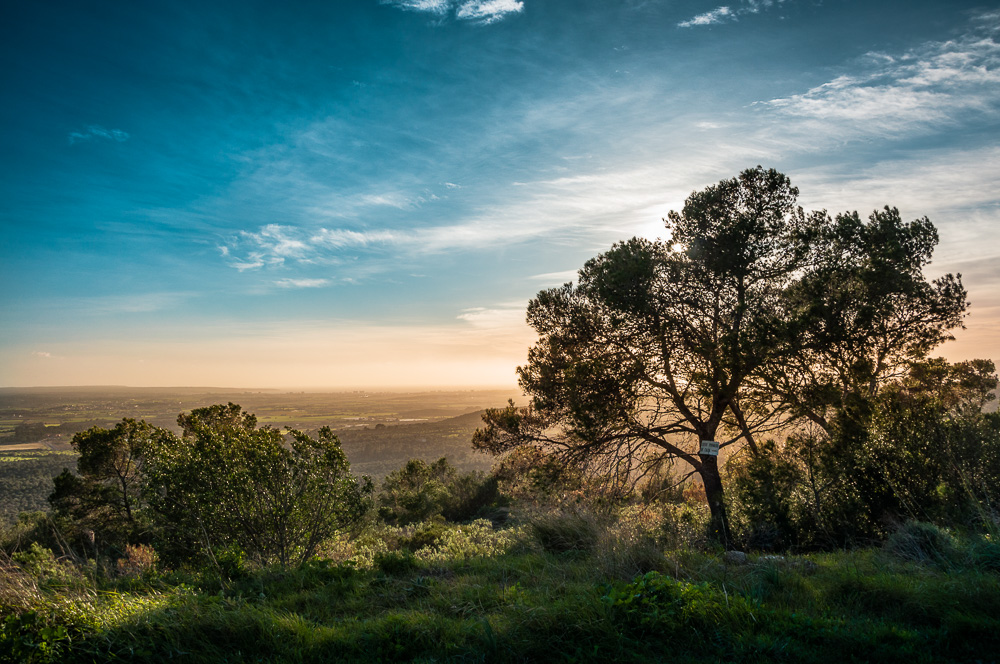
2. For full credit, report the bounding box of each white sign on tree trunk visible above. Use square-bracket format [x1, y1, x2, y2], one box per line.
[700, 440, 719, 456]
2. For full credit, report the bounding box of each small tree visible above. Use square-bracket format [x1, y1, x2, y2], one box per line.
[145, 404, 371, 567]
[49, 419, 175, 550]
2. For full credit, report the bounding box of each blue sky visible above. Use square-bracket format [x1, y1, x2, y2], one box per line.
[2, 0, 999, 388]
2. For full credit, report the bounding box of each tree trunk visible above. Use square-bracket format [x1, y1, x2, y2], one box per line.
[699, 454, 735, 549]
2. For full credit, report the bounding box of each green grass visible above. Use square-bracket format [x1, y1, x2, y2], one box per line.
[3, 523, 999, 664]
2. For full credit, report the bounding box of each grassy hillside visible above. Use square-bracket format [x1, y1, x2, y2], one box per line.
[2, 514, 998, 663]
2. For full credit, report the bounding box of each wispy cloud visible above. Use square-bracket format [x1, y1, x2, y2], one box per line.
[455, 0, 524, 24]
[762, 18, 1000, 134]
[220, 224, 310, 271]
[678, 0, 786, 28]
[384, 0, 451, 14]
[274, 278, 331, 288]
[457, 303, 526, 328]
[218, 157, 723, 278]
[68, 125, 130, 145]
[311, 228, 401, 249]
[381, 0, 523, 24]
[528, 269, 578, 284]
[678, 6, 732, 28]
[32, 351, 59, 359]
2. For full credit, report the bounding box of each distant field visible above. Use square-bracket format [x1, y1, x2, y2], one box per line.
[0, 386, 521, 433]
[0, 388, 520, 520]
[0, 442, 49, 451]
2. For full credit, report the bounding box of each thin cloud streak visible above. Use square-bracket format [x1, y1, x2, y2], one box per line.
[528, 269, 578, 283]
[381, 0, 523, 24]
[68, 125, 130, 145]
[678, 0, 787, 28]
[274, 278, 331, 289]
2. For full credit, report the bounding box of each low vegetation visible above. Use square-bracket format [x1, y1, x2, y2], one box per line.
[2, 504, 999, 663]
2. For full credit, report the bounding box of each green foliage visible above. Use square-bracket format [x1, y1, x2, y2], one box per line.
[48, 419, 175, 553]
[145, 404, 372, 568]
[399, 517, 451, 551]
[772, 207, 968, 430]
[373, 549, 420, 575]
[377, 458, 455, 525]
[11, 544, 88, 592]
[489, 443, 583, 503]
[413, 519, 525, 563]
[603, 572, 749, 638]
[730, 358, 1000, 549]
[377, 456, 500, 526]
[0, 611, 73, 664]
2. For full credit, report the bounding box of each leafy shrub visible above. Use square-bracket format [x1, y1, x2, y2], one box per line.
[602, 571, 754, 638]
[660, 498, 711, 550]
[145, 404, 372, 568]
[0, 611, 73, 664]
[11, 544, 87, 591]
[399, 517, 451, 552]
[729, 361, 1000, 551]
[967, 535, 1000, 571]
[377, 457, 500, 526]
[488, 445, 584, 503]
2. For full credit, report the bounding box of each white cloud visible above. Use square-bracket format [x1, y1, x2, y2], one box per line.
[311, 228, 400, 249]
[275, 278, 331, 288]
[457, 303, 526, 328]
[455, 0, 524, 24]
[32, 351, 56, 359]
[381, 0, 451, 14]
[678, 6, 732, 28]
[381, 0, 523, 24]
[251, 224, 309, 258]
[68, 125, 130, 145]
[677, 0, 787, 28]
[528, 269, 578, 283]
[762, 22, 1000, 134]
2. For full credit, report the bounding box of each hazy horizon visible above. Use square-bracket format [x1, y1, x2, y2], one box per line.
[3, 0, 999, 389]
[0, 384, 520, 393]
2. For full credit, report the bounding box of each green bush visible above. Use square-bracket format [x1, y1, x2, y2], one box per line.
[0, 611, 73, 664]
[144, 404, 372, 568]
[377, 457, 501, 526]
[729, 372, 1000, 551]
